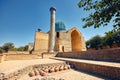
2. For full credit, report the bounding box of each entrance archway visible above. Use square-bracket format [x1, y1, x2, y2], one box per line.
[62, 46, 64, 52]
[71, 30, 81, 52]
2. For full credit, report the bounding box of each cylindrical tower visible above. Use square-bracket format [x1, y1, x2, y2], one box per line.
[48, 7, 56, 52]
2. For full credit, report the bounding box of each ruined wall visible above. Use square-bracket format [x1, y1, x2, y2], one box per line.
[56, 48, 120, 62]
[4, 54, 39, 60]
[34, 32, 49, 54]
[70, 61, 120, 79]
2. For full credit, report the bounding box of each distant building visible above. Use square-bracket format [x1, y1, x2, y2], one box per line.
[28, 43, 34, 53]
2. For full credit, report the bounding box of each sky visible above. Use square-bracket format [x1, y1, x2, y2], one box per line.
[0, 0, 114, 48]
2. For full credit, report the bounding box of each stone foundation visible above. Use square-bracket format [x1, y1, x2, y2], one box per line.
[0, 62, 67, 80]
[2, 66, 33, 80]
[71, 61, 120, 80]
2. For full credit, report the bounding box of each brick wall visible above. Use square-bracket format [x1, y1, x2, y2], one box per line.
[70, 61, 120, 79]
[56, 48, 120, 62]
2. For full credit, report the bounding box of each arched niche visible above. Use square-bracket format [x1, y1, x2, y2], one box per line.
[71, 30, 82, 52]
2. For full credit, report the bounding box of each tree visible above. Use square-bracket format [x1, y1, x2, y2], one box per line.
[0, 47, 4, 54]
[86, 30, 120, 49]
[17, 46, 25, 51]
[24, 45, 28, 51]
[17, 45, 28, 51]
[104, 34, 114, 48]
[86, 40, 90, 49]
[2, 43, 14, 52]
[86, 35, 102, 49]
[104, 30, 120, 47]
[113, 30, 120, 45]
[78, 0, 120, 29]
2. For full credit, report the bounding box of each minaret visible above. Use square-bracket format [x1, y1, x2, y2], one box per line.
[48, 7, 56, 52]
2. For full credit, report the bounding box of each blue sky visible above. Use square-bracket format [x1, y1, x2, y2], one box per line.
[0, 0, 113, 47]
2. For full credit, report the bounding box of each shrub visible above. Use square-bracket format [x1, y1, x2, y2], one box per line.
[0, 48, 4, 54]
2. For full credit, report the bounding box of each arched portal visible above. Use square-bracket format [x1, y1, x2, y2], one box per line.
[71, 30, 81, 52]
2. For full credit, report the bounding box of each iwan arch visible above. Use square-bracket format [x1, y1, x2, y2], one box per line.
[32, 7, 86, 54]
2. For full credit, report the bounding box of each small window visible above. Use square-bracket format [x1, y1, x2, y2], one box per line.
[56, 32, 59, 38]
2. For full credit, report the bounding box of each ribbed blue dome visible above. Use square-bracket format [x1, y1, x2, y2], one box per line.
[55, 21, 66, 32]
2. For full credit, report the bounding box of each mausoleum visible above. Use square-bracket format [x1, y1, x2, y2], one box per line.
[32, 7, 86, 54]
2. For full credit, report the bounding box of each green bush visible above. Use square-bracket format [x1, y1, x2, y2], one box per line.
[0, 48, 4, 54]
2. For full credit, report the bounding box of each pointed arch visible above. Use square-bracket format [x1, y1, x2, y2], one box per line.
[70, 28, 82, 52]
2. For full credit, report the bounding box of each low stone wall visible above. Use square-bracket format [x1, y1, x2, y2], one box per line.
[51, 57, 120, 80]
[42, 53, 56, 58]
[56, 48, 120, 62]
[4, 54, 40, 61]
[7, 51, 29, 54]
[1, 52, 56, 61]
[70, 61, 120, 80]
